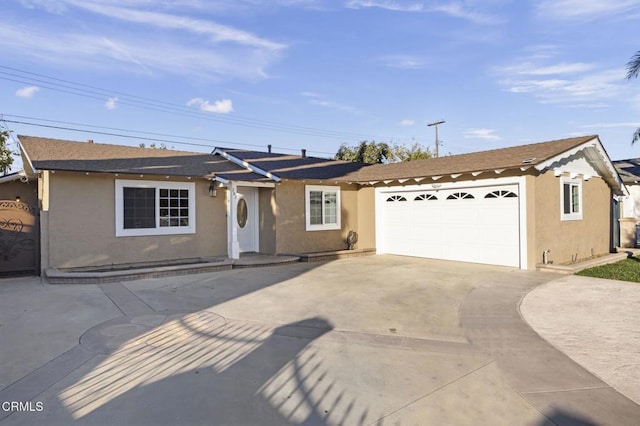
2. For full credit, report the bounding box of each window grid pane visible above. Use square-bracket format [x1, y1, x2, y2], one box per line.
[159, 188, 190, 227]
[309, 191, 323, 225]
[323, 192, 337, 224]
[563, 183, 571, 214]
[571, 185, 580, 213]
[123, 187, 156, 229]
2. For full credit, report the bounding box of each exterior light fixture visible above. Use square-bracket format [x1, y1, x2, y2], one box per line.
[15, 195, 21, 203]
[208, 182, 217, 197]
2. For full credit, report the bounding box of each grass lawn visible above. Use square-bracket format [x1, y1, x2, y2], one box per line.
[576, 256, 640, 283]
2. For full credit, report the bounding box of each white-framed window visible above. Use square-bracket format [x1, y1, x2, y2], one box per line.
[115, 180, 196, 237]
[561, 178, 582, 221]
[305, 185, 341, 231]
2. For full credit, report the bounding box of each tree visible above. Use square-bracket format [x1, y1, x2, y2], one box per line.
[139, 142, 168, 149]
[626, 51, 640, 143]
[626, 51, 640, 80]
[389, 142, 432, 162]
[336, 140, 432, 164]
[335, 140, 391, 164]
[0, 130, 14, 175]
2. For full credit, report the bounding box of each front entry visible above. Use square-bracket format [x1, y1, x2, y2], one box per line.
[236, 187, 259, 253]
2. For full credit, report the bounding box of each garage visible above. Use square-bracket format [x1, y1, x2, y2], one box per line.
[378, 184, 521, 267]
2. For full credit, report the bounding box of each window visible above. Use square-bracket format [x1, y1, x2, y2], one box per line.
[485, 190, 517, 199]
[561, 178, 582, 221]
[305, 185, 341, 231]
[116, 180, 196, 236]
[447, 192, 474, 200]
[386, 195, 407, 202]
[414, 193, 438, 201]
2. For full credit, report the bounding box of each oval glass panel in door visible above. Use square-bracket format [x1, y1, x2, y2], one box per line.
[237, 198, 248, 228]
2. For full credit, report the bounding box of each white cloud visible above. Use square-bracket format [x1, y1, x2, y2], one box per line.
[187, 98, 234, 113]
[105, 96, 118, 110]
[579, 122, 640, 129]
[3, 1, 286, 80]
[463, 128, 501, 140]
[400, 119, 415, 126]
[346, 0, 501, 24]
[494, 50, 627, 107]
[15, 85, 40, 98]
[535, 0, 640, 21]
[300, 92, 361, 114]
[379, 54, 427, 69]
[345, 1, 424, 12]
[69, 1, 286, 51]
[501, 62, 595, 76]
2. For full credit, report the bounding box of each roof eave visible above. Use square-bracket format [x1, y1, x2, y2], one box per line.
[534, 136, 628, 196]
[18, 137, 38, 177]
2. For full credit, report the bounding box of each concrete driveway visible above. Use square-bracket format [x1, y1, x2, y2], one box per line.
[0, 255, 638, 425]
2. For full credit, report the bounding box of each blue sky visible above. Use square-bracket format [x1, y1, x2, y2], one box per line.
[3, 0, 640, 172]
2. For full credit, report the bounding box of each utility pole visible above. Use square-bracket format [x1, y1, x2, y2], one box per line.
[427, 120, 445, 158]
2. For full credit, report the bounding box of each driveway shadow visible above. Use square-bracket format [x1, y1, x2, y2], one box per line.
[46, 316, 373, 425]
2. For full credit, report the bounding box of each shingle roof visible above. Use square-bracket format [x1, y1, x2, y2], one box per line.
[18, 135, 250, 178]
[613, 158, 640, 184]
[216, 148, 368, 180]
[340, 135, 598, 182]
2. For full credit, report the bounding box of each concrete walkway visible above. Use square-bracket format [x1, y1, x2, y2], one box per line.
[521, 275, 640, 407]
[0, 256, 638, 425]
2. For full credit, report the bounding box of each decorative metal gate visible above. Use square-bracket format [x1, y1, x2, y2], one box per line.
[0, 200, 39, 276]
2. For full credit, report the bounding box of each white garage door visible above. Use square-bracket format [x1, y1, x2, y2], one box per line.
[380, 185, 520, 267]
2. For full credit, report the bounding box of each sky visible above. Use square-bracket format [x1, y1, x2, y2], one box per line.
[3, 0, 640, 173]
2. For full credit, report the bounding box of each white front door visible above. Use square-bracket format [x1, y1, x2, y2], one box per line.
[236, 187, 259, 253]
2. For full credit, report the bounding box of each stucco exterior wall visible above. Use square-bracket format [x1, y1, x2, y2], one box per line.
[356, 186, 376, 249]
[274, 180, 359, 253]
[619, 185, 640, 248]
[0, 180, 38, 207]
[42, 171, 227, 270]
[258, 187, 276, 253]
[533, 170, 611, 265]
[524, 174, 537, 270]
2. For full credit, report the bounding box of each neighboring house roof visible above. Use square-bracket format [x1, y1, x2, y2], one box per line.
[18, 135, 257, 180]
[613, 158, 640, 184]
[0, 170, 28, 184]
[212, 148, 368, 181]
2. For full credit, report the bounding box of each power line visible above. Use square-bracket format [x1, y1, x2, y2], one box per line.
[0, 117, 338, 156]
[1, 65, 406, 143]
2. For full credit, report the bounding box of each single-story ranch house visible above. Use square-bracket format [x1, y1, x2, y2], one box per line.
[2, 134, 627, 276]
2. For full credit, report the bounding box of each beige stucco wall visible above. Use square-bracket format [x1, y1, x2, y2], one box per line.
[619, 218, 637, 248]
[533, 170, 611, 265]
[619, 185, 640, 248]
[41, 171, 228, 270]
[523, 174, 537, 270]
[273, 180, 360, 253]
[258, 187, 276, 253]
[356, 186, 376, 249]
[0, 180, 38, 207]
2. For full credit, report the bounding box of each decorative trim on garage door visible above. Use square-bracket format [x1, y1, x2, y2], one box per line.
[374, 177, 528, 269]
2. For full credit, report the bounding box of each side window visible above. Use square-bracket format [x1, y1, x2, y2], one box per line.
[305, 185, 341, 231]
[561, 178, 582, 221]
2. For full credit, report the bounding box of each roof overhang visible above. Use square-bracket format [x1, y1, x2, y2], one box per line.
[0, 170, 28, 184]
[17, 137, 38, 177]
[534, 136, 628, 196]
